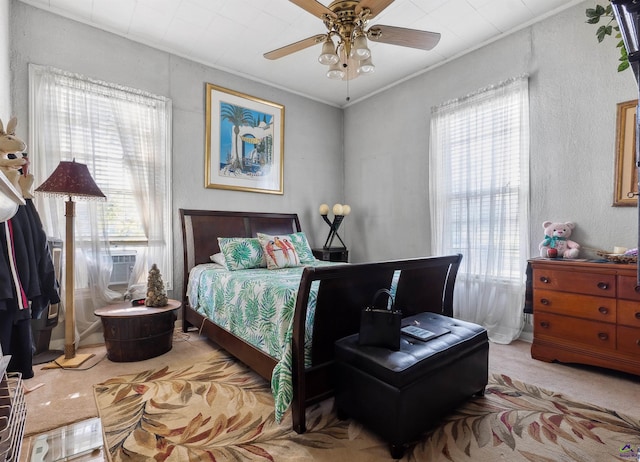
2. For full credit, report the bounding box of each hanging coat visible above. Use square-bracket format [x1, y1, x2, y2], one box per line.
[0, 200, 60, 378]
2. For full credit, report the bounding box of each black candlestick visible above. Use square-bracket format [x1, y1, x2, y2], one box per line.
[322, 214, 346, 249]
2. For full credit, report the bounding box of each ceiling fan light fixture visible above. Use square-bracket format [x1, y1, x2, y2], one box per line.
[357, 56, 375, 74]
[318, 38, 339, 65]
[351, 34, 371, 59]
[327, 61, 345, 80]
[263, 1, 441, 83]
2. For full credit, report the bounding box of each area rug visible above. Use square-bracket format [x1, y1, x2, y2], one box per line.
[94, 352, 640, 462]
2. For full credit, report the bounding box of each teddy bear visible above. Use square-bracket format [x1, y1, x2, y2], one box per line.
[539, 221, 580, 259]
[0, 117, 32, 199]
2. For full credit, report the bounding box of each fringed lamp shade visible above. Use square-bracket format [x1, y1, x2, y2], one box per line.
[35, 160, 106, 200]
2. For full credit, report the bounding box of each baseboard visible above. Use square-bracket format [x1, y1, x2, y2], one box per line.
[518, 313, 533, 343]
[518, 330, 533, 343]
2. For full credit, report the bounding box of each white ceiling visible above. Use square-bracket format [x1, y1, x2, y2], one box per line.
[18, 0, 583, 107]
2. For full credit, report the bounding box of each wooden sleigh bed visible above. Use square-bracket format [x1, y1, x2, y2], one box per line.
[180, 208, 462, 433]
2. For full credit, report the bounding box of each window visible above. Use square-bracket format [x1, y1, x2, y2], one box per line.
[429, 76, 529, 343]
[29, 64, 172, 293]
[49, 84, 156, 243]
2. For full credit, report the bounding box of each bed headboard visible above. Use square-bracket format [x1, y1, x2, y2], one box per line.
[180, 209, 302, 300]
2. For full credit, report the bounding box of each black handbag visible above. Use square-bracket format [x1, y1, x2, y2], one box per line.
[359, 288, 402, 350]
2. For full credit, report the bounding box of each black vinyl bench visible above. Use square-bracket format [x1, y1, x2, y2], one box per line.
[334, 311, 488, 458]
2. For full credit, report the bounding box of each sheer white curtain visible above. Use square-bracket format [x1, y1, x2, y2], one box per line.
[111, 94, 172, 295]
[29, 64, 172, 346]
[429, 76, 530, 344]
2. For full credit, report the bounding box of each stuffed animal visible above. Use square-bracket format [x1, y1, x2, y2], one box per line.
[539, 221, 580, 259]
[0, 117, 31, 198]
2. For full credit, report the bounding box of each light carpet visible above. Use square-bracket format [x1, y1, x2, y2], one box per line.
[94, 352, 640, 462]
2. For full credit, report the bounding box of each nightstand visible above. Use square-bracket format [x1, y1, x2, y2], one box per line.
[94, 299, 180, 362]
[312, 247, 349, 262]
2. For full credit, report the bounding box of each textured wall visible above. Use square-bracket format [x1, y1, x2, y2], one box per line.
[9, 1, 345, 298]
[345, 1, 638, 262]
[9, 0, 639, 270]
[0, 0, 10, 116]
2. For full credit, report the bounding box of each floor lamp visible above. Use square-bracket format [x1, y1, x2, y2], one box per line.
[35, 160, 106, 367]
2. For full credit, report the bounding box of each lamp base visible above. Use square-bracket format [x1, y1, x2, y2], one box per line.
[42, 353, 95, 369]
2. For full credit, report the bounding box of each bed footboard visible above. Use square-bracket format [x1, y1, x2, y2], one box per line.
[289, 254, 462, 433]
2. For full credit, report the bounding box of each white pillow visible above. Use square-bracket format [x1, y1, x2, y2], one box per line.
[209, 252, 227, 267]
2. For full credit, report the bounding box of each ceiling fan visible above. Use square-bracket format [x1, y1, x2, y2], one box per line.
[264, 0, 441, 80]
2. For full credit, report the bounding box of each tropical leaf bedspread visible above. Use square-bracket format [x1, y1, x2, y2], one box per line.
[187, 261, 336, 423]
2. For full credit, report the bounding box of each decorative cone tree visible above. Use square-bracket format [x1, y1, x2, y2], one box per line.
[145, 263, 168, 307]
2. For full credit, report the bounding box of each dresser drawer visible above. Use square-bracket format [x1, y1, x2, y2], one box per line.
[534, 312, 616, 349]
[618, 275, 640, 301]
[618, 300, 640, 328]
[533, 269, 616, 297]
[533, 289, 616, 322]
[617, 326, 640, 355]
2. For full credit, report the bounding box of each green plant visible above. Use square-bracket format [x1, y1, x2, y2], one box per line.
[586, 2, 629, 72]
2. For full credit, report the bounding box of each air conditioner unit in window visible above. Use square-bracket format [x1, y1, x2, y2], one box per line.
[110, 251, 136, 285]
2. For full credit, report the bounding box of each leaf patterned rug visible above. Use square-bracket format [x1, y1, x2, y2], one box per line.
[94, 350, 640, 462]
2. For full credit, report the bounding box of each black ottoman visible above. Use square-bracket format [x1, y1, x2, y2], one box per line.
[334, 312, 488, 458]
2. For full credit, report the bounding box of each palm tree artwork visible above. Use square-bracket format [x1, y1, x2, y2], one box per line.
[219, 103, 273, 177]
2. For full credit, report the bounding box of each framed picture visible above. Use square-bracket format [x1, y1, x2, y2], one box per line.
[614, 99, 638, 206]
[205, 83, 284, 194]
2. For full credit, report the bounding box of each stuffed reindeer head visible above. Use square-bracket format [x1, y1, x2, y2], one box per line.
[0, 117, 31, 198]
[0, 118, 27, 160]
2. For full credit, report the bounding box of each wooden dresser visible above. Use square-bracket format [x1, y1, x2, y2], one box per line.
[530, 259, 640, 376]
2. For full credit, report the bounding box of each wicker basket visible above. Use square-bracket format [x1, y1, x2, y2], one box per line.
[596, 250, 637, 264]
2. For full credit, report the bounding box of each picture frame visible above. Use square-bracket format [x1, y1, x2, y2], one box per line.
[614, 99, 638, 206]
[205, 83, 284, 194]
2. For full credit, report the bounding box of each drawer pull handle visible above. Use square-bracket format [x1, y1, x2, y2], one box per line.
[540, 298, 550, 306]
[597, 332, 609, 341]
[597, 282, 609, 290]
[636, 339, 640, 346]
[540, 277, 550, 284]
[635, 285, 640, 293]
[540, 321, 550, 328]
[598, 307, 609, 315]
[635, 312, 640, 320]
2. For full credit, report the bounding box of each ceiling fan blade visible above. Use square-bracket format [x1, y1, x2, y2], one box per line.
[289, 0, 337, 19]
[356, 0, 395, 19]
[367, 25, 441, 50]
[264, 34, 327, 60]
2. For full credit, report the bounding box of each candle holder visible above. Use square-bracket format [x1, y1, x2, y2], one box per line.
[319, 203, 351, 249]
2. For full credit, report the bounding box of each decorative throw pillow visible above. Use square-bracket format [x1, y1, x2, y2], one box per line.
[217, 237, 266, 271]
[258, 234, 302, 270]
[257, 231, 316, 263]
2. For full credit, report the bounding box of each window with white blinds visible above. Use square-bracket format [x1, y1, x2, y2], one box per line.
[53, 87, 145, 241]
[445, 100, 523, 279]
[429, 76, 529, 282]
